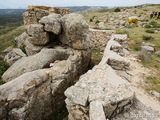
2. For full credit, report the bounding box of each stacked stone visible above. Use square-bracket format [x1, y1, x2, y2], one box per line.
[65, 33, 160, 120]
[0, 11, 91, 120]
[101, 34, 130, 71]
[65, 62, 135, 120]
[23, 6, 70, 25]
[89, 28, 115, 51]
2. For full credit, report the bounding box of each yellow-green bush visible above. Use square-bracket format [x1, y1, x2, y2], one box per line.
[127, 18, 138, 25]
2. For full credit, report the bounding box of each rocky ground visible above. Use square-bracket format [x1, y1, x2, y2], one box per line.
[82, 3, 160, 97]
[0, 4, 160, 120]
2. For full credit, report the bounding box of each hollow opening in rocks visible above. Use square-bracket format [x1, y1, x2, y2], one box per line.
[88, 48, 103, 70]
[46, 32, 63, 47]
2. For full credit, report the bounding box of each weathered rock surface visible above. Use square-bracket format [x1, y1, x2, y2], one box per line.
[140, 42, 155, 53]
[4, 48, 26, 66]
[2, 48, 70, 82]
[150, 90, 160, 98]
[90, 101, 106, 120]
[101, 34, 130, 70]
[23, 5, 70, 25]
[0, 6, 92, 120]
[65, 64, 134, 120]
[26, 24, 49, 45]
[14, 32, 29, 48]
[25, 40, 44, 56]
[89, 28, 116, 51]
[65, 35, 132, 118]
[60, 13, 90, 50]
[65, 33, 160, 120]
[0, 47, 91, 120]
[113, 34, 128, 49]
[39, 13, 62, 34]
[141, 46, 155, 52]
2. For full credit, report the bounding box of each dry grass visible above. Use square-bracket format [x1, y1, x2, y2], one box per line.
[0, 26, 24, 53]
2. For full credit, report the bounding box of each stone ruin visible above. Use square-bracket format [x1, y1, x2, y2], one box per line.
[0, 6, 160, 120]
[65, 34, 160, 120]
[0, 7, 91, 120]
[23, 5, 70, 25]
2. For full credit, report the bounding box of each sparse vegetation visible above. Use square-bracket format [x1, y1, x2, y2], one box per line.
[138, 50, 152, 62]
[145, 76, 160, 93]
[145, 29, 155, 33]
[114, 7, 121, 12]
[89, 49, 103, 69]
[52, 107, 68, 120]
[20, 45, 26, 54]
[142, 35, 154, 41]
[0, 59, 9, 85]
[0, 26, 24, 53]
[95, 20, 100, 24]
[145, 21, 160, 28]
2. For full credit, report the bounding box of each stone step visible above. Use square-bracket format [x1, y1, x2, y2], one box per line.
[107, 51, 130, 71]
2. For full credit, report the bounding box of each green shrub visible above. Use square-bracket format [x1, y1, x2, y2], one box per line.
[144, 24, 152, 28]
[142, 35, 154, 41]
[20, 45, 26, 54]
[149, 21, 160, 28]
[138, 15, 142, 17]
[114, 8, 121, 12]
[145, 29, 155, 33]
[150, 21, 157, 26]
[0, 59, 9, 85]
[144, 21, 160, 28]
[95, 20, 100, 24]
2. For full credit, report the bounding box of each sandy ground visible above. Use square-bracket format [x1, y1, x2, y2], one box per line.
[125, 54, 160, 112]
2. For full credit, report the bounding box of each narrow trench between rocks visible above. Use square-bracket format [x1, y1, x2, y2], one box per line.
[52, 48, 103, 120]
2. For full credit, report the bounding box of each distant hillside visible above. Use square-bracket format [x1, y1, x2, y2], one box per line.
[66, 6, 90, 12]
[0, 9, 25, 25]
[0, 9, 25, 15]
[65, 6, 108, 13]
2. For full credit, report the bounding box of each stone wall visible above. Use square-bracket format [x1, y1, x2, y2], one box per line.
[64, 34, 160, 120]
[0, 12, 91, 120]
[23, 6, 70, 25]
[23, 6, 116, 52]
[89, 28, 115, 51]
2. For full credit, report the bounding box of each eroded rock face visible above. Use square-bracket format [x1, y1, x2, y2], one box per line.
[14, 32, 29, 48]
[23, 5, 70, 25]
[4, 48, 26, 66]
[65, 34, 160, 120]
[101, 34, 130, 71]
[25, 40, 44, 56]
[60, 13, 90, 50]
[89, 29, 116, 51]
[0, 48, 90, 120]
[65, 64, 134, 120]
[2, 48, 70, 82]
[26, 24, 49, 45]
[0, 7, 92, 120]
[39, 13, 62, 34]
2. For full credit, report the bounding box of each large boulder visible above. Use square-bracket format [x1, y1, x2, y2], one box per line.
[141, 46, 154, 52]
[26, 24, 49, 45]
[25, 40, 44, 56]
[39, 13, 62, 34]
[14, 32, 29, 48]
[2, 48, 70, 82]
[4, 48, 26, 66]
[59, 13, 90, 50]
[0, 48, 91, 120]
